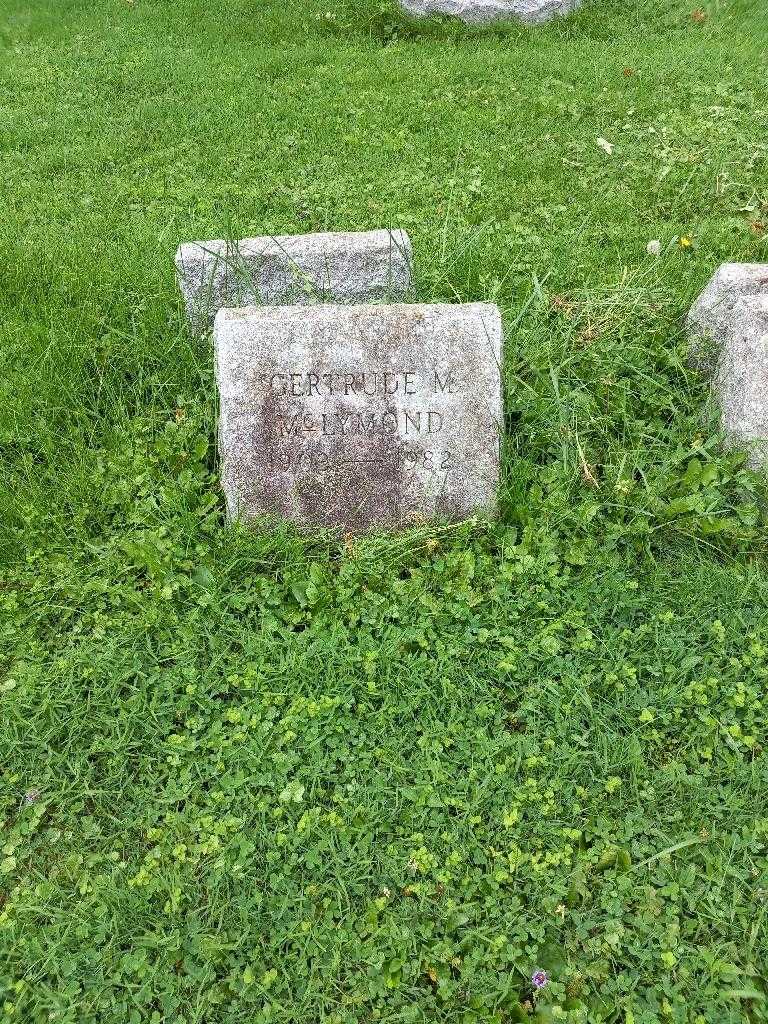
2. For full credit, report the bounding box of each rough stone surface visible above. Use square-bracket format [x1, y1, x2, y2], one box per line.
[701, 296, 768, 467]
[176, 229, 412, 331]
[214, 302, 503, 532]
[687, 262, 768, 369]
[398, 0, 580, 24]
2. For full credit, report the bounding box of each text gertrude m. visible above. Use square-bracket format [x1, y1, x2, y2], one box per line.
[258, 370, 458, 397]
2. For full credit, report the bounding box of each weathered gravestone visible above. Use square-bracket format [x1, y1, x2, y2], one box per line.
[176, 229, 412, 331]
[687, 263, 768, 467]
[214, 302, 503, 532]
[398, 0, 580, 23]
[687, 263, 768, 365]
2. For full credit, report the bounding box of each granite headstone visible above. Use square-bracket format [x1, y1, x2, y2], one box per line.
[687, 263, 768, 368]
[398, 0, 580, 23]
[176, 229, 412, 331]
[687, 263, 768, 466]
[214, 302, 503, 532]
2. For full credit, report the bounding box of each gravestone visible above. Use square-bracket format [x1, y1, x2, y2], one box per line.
[398, 0, 580, 23]
[687, 263, 768, 368]
[176, 229, 412, 331]
[214, 302, 503, 532]
[687, 264, 768, 467]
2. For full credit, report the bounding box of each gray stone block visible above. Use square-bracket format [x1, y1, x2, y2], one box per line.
[214, 302, 503, 532]
[175, 229, 413, 331]
[398, 0, 580, 24]
[687, 262, 768, 370]
[704, 296, 768, 467]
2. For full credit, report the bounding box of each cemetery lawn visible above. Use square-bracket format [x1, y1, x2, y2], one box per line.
[2, 0, 768, 1020]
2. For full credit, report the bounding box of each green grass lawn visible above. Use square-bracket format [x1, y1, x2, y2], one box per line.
[2, 0, 768, 1020]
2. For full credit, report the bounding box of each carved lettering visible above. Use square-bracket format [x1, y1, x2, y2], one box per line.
[404, 412, 421, 434]
[276, 413, 315, 437]
[271, 445, 454, 475]
[427, 411, 443, 433]
[433, 371, 457, 394]
[355, 413, 377, 434]
[261, 370, 449, 398]
[266, 365, 457, 501]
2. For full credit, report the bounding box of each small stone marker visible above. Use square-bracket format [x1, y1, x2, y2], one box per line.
[398, 0, 579, 23]
[687, 263, 768, 466]
[687, 263, 768, 366]
[214, 302, 503, 532]
[176, 229, 412, 330]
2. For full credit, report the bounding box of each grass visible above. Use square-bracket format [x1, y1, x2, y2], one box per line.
[1, 0, 768, 1020]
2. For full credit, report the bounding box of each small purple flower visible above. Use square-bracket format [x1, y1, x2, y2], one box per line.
[23, 788, 41, 806]
[531, 969, 549, 990]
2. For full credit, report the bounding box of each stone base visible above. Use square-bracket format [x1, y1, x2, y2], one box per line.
[398, 0, 580, 24]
